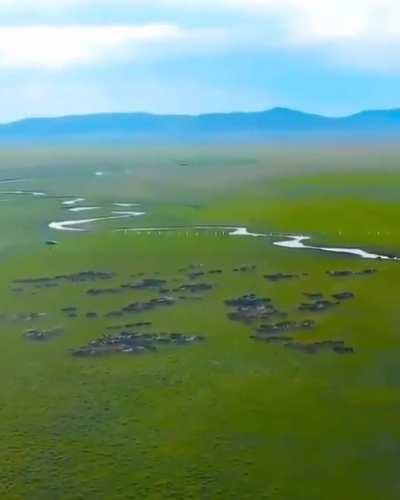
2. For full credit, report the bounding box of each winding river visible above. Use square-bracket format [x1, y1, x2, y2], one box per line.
[48, 212, 146, 232]
[2, 178, 395, 262]
[273, 235, 397, 261]
[114, 225, 398, 261]
[46, 216, 399, 262]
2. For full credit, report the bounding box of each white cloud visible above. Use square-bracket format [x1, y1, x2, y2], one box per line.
[1, 1, 400, 72]
[0, 24, 186, 68]
[224, 0, 400, 72]
[220, 0, 398, 43]
[0, 0, 81, 5]
[1, 0, 399, 46]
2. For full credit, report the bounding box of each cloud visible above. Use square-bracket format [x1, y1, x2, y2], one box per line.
[0, 0, 81, 5]
[1, 1, 399, 47]
[0, 24, 187, 68]
[223, 0, 400, 72]
[1, 1, 400, 72]
[219, 1, 398, 43]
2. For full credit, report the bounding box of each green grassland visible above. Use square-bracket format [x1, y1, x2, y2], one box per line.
[1, 145, 400, 500]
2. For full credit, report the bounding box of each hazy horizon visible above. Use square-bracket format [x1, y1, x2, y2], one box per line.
[4, 105, 400, 126]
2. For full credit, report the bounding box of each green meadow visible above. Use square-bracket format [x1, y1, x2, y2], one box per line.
[1, 145, 400, 500]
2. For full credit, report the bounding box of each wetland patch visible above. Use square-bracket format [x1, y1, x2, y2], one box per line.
[73, 331, 205, 357]
[24, 327, 64, 342]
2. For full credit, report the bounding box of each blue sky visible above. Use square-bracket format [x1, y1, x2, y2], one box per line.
[1, 0, 400, 121]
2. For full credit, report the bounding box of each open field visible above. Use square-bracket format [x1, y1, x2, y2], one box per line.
[1, 146, 400, 500]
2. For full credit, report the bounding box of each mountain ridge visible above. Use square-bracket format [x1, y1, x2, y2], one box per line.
[1, 107, 400, 143]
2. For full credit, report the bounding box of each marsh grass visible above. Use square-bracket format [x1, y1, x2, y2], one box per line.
[1, 146, 400, 499]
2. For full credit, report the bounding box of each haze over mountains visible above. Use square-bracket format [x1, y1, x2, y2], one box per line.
[1, 107, 400, 144]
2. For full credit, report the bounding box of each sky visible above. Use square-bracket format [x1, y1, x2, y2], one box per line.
[1, 0, 400, 121]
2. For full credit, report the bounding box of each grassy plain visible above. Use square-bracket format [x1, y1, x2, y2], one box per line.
[1, 145, 400, 500]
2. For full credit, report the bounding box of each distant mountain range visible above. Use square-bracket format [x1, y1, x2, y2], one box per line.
[1, 107, 400, 144]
